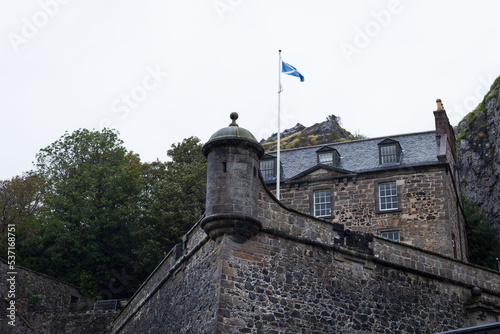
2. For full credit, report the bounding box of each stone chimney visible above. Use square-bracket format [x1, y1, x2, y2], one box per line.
[201, 113, 264, 243]
[433, 99, 458, 162]
[434, 99, 450, 136]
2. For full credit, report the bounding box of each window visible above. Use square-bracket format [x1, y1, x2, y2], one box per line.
[380, 231, 400, 242]
[378, 139, 401, 165]
[378, 182, 398, 211]
[313, 189, 332, 217]
[380, 145, 398, 164]
[316, 146, 340, 167]
[260, 159, 275, 179]
[318, 152, 334, 166]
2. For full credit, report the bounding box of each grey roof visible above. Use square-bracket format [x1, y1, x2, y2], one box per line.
[263, 131, 440, 181]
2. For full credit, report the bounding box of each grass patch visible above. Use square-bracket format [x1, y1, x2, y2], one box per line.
[456, 75, 500, 140]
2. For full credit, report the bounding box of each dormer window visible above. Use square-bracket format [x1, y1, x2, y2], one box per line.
[260, 154, 277, 180]
[316, 146, 340, 167]
[260, 160, 275, 178]
[318, 152, 334, 165]
[378, 139, 402, 165]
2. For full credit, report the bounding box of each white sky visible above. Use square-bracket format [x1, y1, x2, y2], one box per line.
[1, 0, 499, 180]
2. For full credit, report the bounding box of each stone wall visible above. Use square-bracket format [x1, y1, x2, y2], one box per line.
[216, 232, 473, 333]
[257, 183, 344, 246]
[0, 308, 118, 334]
[275, 164, 466, 260]
[372, 235, 500, 295]
[371, 234, 500, 326]
[0, 258, 116, 334]
[0, 258, 91, 313]
[109, 176, 500, 333]
[435, 106, 468, 260]
[443, 161, 468, 260]
[110, 224, 219, 334]
[31, 312, 118, 334]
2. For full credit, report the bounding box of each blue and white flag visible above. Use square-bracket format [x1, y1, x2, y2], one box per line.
[282, 61, 304, 82]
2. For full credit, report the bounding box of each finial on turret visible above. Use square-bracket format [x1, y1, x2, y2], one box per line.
[436, 99, 444, 110]
[229, 112, 239, 126]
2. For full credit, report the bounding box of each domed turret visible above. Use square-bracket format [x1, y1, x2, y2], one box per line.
[201, 113, 264, 243]
[202, 112, 263, 157]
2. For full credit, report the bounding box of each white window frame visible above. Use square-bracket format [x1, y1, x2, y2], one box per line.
[318, 152, 334, 166]
[378, 182, 398, 211]
[313, 189, 332, 217]
[380, 231, 400, 242]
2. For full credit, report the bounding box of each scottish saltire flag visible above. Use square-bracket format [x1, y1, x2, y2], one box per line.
[282, 61, 304, 82]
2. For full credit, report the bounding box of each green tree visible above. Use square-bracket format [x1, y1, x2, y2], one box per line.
[30, 128, 143, 298]
[133, 137, 207, 278]
[0, 173, 45, 261]
[463, 195, 500, 269]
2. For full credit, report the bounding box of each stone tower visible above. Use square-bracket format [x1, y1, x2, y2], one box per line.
[201, 112, 265, 243]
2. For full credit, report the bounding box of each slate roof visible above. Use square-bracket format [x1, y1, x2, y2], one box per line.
[262, 131, 440, 182]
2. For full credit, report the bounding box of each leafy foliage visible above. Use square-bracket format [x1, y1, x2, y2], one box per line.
[27, 293, 45, 308]
[26, 129, 144, 298]
[0, 173, 45, 260]
[132, 137, 207, 279]
[463, 195, 500, 269]
[1, 130, 208, 300]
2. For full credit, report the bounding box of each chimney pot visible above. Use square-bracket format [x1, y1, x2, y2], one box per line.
[436, 99, 444, 110]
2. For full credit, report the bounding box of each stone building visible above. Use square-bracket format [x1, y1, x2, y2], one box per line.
[108, 110, 500, 333]
[261, 100, 466, 261]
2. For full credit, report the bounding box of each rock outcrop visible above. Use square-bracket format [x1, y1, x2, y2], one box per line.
[456, 76, 500, 226]
[260, 115, 360, 151]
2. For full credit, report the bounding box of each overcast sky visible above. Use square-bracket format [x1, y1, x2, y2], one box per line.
[1, 0, 499, 180]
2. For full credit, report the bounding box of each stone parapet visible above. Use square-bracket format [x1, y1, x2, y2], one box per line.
[371, 234, 500, 296]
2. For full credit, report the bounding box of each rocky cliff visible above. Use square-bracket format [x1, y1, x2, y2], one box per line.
[456, 76, 500, 227]
[260, 115, 361, 151]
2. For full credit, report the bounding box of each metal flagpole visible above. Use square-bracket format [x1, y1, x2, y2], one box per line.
[277, 50, 282, 200]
